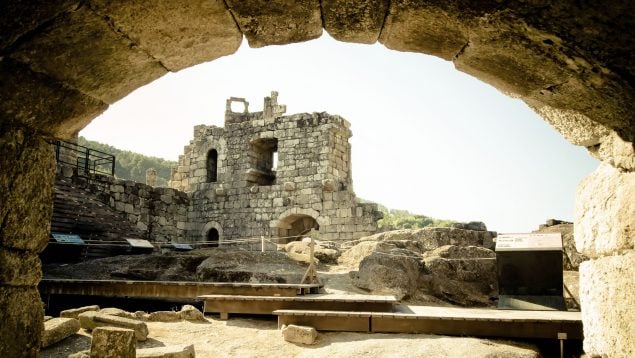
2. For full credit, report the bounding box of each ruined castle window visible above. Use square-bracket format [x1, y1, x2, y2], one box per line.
[207, 149, 218, 183]
[207, 228, 219, 247]
[247, 138, 278, 186]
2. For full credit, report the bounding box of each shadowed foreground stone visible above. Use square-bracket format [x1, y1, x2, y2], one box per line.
[61, 305, 100, 319]
[41, 317, 80, 348]
[0, 286, 43, 357]
[137, 344, 196, 358]
[10, 5, 167, 104]
[90, 326, 135, 358]
[574, 164, 635, 258]
[79, 311, 148, 341]
[580, 251, 635, 357]
[281, 324, 318, 345]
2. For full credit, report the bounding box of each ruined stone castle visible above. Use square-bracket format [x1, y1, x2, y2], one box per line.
[169, 92, 382, 244]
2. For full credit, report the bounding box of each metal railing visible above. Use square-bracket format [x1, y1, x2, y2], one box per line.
[53, 140, 116, 176]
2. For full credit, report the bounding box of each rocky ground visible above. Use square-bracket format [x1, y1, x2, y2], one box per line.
[41, 225, 584, 357]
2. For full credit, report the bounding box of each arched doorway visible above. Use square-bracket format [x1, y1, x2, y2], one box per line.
[206, 228, 219, 247]
[275, 214, 319, 244]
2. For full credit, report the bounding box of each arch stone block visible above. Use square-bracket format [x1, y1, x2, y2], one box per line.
[226, 0, 323, 48]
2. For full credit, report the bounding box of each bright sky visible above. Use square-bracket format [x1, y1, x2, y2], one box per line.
[81, 34, 598, 233]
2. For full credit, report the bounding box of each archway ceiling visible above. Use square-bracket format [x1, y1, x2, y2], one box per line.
[1, 1, 633, 146]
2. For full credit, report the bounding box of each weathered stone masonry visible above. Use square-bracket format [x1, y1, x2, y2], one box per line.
[170, 93, 382, 243]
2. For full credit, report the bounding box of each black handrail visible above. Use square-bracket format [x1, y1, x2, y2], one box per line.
[52, 140, 116, 176]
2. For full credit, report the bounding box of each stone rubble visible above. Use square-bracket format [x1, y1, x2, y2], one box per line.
[61, 305, 100, 319]
[90, 326, 136, 358]
[41, 317, 80, 348]
[78, 311, 149, 341]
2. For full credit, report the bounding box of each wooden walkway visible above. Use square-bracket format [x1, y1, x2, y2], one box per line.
[199, 294, 396, 319]
[275, 305, 583, 339]
[39, 278, 323, 299]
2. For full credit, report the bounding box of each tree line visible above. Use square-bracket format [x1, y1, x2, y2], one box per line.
[78, 137, 176, 187]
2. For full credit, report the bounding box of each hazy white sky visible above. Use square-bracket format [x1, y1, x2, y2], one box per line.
[81, 34, 598, 233]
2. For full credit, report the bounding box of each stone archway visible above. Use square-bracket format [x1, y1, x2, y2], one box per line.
[201, 221, 223, 247]
[1, 2, 633, 356]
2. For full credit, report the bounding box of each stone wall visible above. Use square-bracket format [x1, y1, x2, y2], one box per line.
[170, 93, 382, 243]
[56, 165, 189, 244]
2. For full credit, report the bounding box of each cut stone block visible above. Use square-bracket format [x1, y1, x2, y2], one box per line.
[136, 344, 196, 358]
[281, 324, 318, 345]
[179, 305, 206, 321]
[41, 317, 80, 348]
[90, 326, 135, 358]
[321, 0, 389, 44]
[60, 305, 100, 319]
[79, 311, 148, 341]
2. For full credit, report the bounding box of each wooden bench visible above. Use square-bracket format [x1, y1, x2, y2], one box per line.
[199, 294, 397, 320]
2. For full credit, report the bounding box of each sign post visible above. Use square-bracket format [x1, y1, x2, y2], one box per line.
[496, 233, 566, 311]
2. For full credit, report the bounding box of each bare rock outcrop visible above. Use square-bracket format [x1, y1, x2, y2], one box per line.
[350, 248, 423, 300]
[284, 240, 340, 264]
[534, 220, 588, 270]
[419, 245, 497, 306]
[344, 228, 499, 306]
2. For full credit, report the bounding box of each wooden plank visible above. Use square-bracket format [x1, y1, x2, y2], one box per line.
[273, 306, 582, 340]
[275, 310, 372, 332]
[200, 295, 395, 314]
[39, 279, 323, 299]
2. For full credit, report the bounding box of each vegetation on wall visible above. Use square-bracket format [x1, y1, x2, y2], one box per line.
[377, 205, 456, 231]
[78, 137, 176, 187]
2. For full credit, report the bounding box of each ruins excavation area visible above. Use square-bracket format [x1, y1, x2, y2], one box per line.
[1, 1, 634, 357]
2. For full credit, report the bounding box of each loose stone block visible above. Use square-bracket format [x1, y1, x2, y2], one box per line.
[90, 326, 136, 358]
[574, 163, 635, 258]
[579, 251, 635, 357]
[179, 305, 206, 322]
[281, 324, 318, 345]
[79, 311, 148, 341]
[136, 344, 196, 358]
[60, 305, 100, 319]
[41, 317, 80, 348]
[148, 311, 180, 322]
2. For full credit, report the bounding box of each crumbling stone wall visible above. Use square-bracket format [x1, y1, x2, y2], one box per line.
[57, 165, 189, 243]
[170, 93, 382, 243]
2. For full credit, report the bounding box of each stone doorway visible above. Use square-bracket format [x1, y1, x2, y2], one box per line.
[276, 214, 319, 244]
[206, 228, 219, 248]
